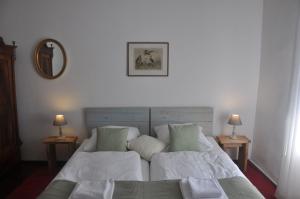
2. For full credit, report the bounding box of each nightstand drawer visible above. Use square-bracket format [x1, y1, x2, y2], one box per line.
[222, 143, 242, 148]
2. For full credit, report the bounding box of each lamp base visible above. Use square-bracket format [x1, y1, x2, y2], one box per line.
[231, 135, 238, 139]
[58, 126, 64, 137]
[231, 125, 238, 139]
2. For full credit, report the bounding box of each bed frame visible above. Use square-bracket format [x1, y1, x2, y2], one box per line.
[84, 107, 213, 136]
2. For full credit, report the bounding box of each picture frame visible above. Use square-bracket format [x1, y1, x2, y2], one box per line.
[127, 42, 169, 76]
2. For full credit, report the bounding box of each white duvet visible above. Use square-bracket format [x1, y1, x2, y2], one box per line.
[150, 137, 244, 181]
[55, 151, 143, 182]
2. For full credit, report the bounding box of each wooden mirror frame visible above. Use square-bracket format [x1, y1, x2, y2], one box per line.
[34, 38, 67, 79]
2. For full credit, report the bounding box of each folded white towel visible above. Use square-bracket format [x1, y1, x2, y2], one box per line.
[180, 177, 228, 199]
[69, 179, 114, 199]
[189, 177, 221, 198]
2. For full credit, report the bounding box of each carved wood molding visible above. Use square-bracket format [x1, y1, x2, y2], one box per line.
[0, 37, 17, 60]
[0, 37, 5, 46]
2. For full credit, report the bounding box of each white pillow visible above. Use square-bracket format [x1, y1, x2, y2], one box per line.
[83, 126, 141, 152]
[128, 135, 166, 161]
[154, 125, 170, 144]
[154, 123, 213, 152]
[83, 130, 97, 152]
[197, 130, 214, 152]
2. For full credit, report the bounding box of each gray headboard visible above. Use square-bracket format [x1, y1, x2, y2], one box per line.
[84, 107, 214, 136]
[84, 107, 150, 135]
[150, 107, 214, 136]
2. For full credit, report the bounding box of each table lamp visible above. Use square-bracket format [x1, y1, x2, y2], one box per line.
[228, 114, 242, 139]
[53, 114, 67, 137]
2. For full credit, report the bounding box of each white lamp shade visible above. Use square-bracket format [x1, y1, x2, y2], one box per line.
[53, 114, 67, 126]
[228, 114, 242, 126]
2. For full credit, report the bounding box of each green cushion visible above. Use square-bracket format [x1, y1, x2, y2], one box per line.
[96, 127, 128, 151]
[37, 180, 76, 199]
[169, 124, 201, 152]
[219, 177, 265, 199]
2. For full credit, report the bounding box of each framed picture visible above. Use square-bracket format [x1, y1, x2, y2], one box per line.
[127, 42, 169, 76]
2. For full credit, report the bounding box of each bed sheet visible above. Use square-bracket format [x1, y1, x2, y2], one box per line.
[141, 159, 149, 181]
[53, 139, 150, 183]
[150, 136, 245, 181]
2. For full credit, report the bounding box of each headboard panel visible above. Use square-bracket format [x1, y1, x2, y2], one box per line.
[84, 107, 150, 135]
[150, 107, 214, 136]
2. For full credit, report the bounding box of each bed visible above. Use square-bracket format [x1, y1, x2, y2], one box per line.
[150, 107, 243, 181]
[38, 107, 264, 199]
[53, 107, 150, 182]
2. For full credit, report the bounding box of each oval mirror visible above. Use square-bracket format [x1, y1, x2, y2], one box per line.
[34, 39, 67, 79]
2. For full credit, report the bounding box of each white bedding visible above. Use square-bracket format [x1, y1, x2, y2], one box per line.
[55, 151, 143, 182]
[150, 137, 244, 181]
[54, 139, 148, 183]
[141, 159, 149, 181]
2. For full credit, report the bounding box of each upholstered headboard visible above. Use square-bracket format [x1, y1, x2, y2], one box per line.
[150, 107, 214, 136]
[84, 107, 150, 135]
[84, 107, 214, 136]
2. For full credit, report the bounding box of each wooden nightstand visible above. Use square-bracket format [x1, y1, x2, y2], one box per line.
[43, 135, 78, 172]
[216, 135, 251, 173]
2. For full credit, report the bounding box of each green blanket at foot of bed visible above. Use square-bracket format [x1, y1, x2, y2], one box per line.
[37, 180, 76, 199]
[218, 177, 264, 199]
[38, 177, 264, 199]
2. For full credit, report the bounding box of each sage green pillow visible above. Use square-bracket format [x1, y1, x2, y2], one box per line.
[96, 127, 128, 151]
[169, 124, 201, 152]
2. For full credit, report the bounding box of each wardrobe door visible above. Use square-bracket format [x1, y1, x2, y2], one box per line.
[0, 54, 19, 175]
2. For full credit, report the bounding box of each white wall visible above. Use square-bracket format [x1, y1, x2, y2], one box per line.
[0, 0, 263, 160]
[252, 0, 300, 183]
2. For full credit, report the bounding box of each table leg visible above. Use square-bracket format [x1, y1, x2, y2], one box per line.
[72, 142, 77, 152]
[46, 144, 57, 172]
[238, 143, 249, 173]
[67, 142, 76, 158]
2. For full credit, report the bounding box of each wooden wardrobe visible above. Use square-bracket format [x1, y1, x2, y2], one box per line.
[0, 37, 21, 176]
